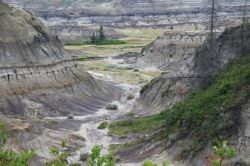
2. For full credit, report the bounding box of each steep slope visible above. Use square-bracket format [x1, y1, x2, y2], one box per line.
[0, 1, 119, 118]
[0, 2, 122, 163]
[3, 0, 249, 41]
[110, 54, 250, 165]
[109, 25, 250, 165]
[139, 25, 250, 110]
[136, 31, 207, 69]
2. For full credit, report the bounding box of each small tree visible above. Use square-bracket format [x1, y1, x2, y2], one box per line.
[98, 25, 106, 42]
[47, 138, 69, 166]
[91, 32, 96, 44]
[211, 141, 236, 166]
[87, 145, 115, 166]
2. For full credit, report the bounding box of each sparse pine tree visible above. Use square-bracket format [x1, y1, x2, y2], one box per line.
[90, 32, 96, 44]
[98, 25, 106, 42]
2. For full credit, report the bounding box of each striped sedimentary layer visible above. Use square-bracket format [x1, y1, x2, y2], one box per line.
[3, 0, 249, 41]
[136, 31, 207, 70]
[0, 2, 119, 117]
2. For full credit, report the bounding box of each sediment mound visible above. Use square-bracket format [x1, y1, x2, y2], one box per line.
[0, 2, 119, 118]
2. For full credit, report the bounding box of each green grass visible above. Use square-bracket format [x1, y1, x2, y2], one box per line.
[109, 55, 250, 156]
[126, 112, 135, 117]
[109, 113, 166, 137]
[77, 56, 102, 61]
[65, 40, 126, 46]
[97, 122, 108, 130]
[0, 123, 34, 166]
[79, 60, 161, 84]
[163, 55, 250, 156]
[64, 28, 165, 57]
[109, 139, 145, 153]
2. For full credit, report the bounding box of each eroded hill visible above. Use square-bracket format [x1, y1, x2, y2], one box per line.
[3, 0, 250, 41]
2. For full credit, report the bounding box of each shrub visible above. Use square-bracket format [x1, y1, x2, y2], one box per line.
[87, 145, 115, 166]
[97, 122, 108, 130]
[143, 160, 170, 166]
[143, 160, 158, 166]
[47, 138, 69, 166]
[105, 104, 118, 110]
[64, 40, 126, 46]
[127, 93, 135, 100]
[212, 141, 236, 166]
[126, 112, 135, 117]
[0, 123, 34, 166]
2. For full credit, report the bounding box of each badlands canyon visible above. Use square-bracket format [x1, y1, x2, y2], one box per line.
[0, 0, 250, 166]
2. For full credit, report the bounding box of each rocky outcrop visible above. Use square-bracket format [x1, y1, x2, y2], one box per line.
[139, 24, 250, 110]
[136, 24, 250, 166]
[136, 31, 207, 70]
[3, 0, 250, 41]
[49, 24, 125, 42]
[0, 2, 119, 117]
[137, 31, 207, 110]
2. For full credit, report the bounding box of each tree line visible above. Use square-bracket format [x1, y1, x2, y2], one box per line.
[90, 25, 106, 44]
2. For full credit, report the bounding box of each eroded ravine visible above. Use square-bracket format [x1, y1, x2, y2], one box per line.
[70, 71, 140, 164]
[45, 57, 147, 164]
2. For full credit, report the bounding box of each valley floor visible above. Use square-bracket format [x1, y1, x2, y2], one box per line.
[48, 28, 166, 165]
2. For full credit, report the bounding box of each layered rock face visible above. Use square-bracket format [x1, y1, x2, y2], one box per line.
[0, 2, 118, 117]
[3, 0, 249, 41]
[139, 25, 250, 110]
[136, 31, 207, 70]
[137, 31, 206, 109]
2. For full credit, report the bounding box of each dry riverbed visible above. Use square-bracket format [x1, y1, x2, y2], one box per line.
[70, 56, 161, 163]
[52, 27, 178, 165]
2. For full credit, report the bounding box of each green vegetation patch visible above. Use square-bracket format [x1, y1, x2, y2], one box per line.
[77, 56, 103, 61]
[65, 40, 126, 46]
[109, 113, 166, 137]
[98, 122, 108, 130]
[109, 139, 146, 153]
[93, 0, 112, 3]
[0, 123, 34, 166]
[164, 55, 250, 156]
[109, 55, 250, 157]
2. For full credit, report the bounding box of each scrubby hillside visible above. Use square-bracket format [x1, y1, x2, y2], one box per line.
[109, 25, 250, 165]
[139, 25, 250, 110]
